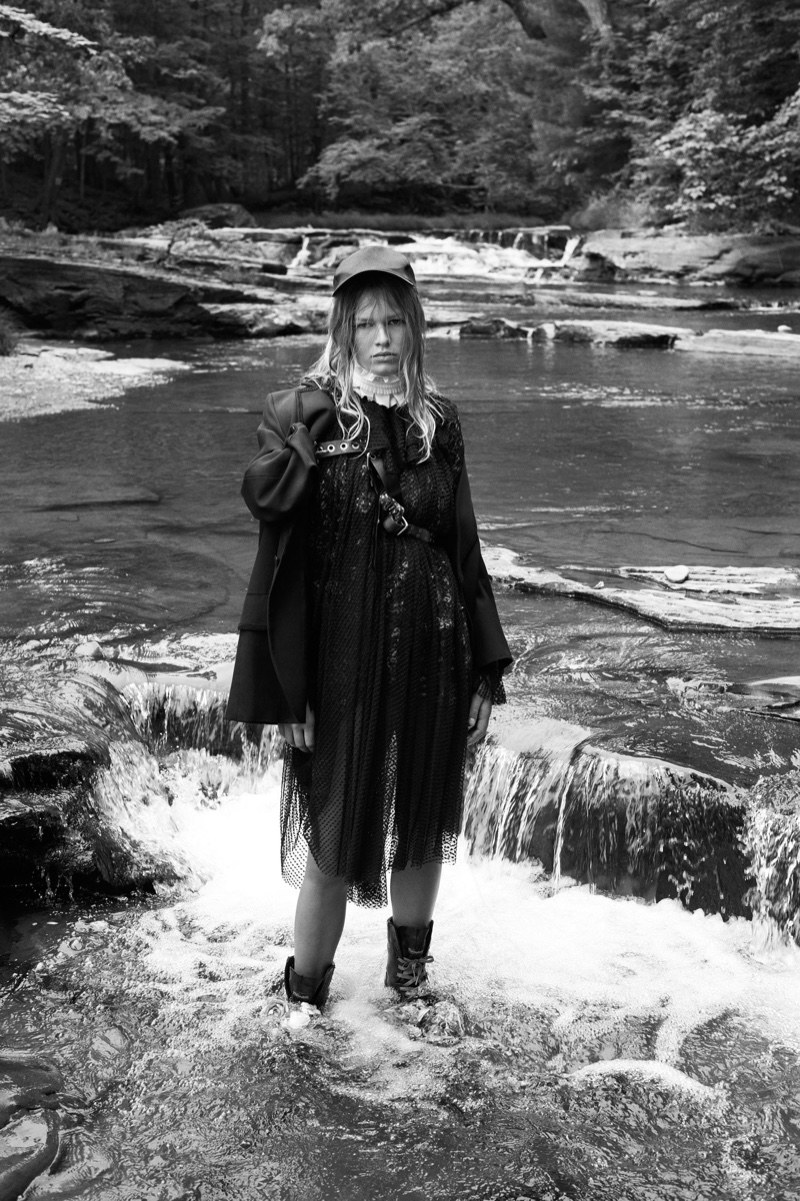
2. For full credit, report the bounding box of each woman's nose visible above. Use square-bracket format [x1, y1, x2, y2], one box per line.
[374, 322, 389, 344]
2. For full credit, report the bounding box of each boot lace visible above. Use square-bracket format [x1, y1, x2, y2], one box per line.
[396, 952, 434, 995]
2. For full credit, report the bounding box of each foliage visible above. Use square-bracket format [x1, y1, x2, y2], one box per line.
[264, 0, 578, 215]
[0, 0, 277, 228]
[573, 0, 800, 230]
[0, 3, 94, 49]
[1, 0, 800, 229]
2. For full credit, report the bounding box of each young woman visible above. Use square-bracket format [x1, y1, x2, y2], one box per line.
[227, 246, 511, 1012]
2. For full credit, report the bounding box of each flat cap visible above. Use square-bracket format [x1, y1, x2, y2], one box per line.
[332, 245, 416, 294]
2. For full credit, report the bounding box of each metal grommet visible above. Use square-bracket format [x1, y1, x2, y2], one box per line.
[341, 442, 347, 450]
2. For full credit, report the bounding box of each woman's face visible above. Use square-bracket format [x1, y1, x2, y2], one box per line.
[353, 290, 406, 377]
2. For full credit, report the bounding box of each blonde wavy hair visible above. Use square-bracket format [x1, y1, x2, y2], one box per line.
[304, 274, 444, 461]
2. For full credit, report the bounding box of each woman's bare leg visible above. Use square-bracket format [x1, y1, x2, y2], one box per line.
[389, 861, 442, 928]
[293, 851, 348, 978]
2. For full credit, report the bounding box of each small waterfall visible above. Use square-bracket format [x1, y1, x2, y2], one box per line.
[459, 227, 572, 258]
[741, 770, 800, 943]
[0, 659, 276, 906]
[4, 646, 797, 938]
[287, 232, 314, 269]
[278, 225, 580, 277]
[464, 725, 750, 917]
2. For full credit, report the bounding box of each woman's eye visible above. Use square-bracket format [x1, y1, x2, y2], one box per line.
[389, 318, 405, 326]
[356, 321, 372, 329]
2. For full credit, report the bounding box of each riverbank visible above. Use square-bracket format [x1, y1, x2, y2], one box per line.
[3, 221, 800, 345]
[0, 342, 190, 421]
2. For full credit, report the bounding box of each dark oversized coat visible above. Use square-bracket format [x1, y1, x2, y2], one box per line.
[226, 385, 512, 725]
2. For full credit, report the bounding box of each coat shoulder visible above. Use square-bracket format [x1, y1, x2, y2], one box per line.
[263, 384, 334, 429]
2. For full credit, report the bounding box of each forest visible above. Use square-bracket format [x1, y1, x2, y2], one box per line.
[1, 0, 799, 232]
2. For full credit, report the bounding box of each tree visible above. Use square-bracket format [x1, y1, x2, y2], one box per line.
[572, 0, 800, 228]
[259, 0, 585, 214]
[0, 0, 278, 227]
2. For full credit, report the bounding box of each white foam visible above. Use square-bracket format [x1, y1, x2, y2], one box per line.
[132, 777, 800, 1078]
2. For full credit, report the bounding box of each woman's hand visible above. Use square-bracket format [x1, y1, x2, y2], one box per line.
[278, 703, 315, 753]
[467, 692, 492, 746]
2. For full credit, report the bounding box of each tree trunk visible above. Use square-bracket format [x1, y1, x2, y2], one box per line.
[41, 131, 66, 226]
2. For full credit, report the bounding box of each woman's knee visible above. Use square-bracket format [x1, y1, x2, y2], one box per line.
[302, 852, 348, 897]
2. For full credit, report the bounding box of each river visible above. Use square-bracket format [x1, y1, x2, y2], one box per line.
[2, 329, 800, 1199]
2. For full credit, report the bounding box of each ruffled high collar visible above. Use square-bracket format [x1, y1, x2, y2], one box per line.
[352, 363, 407, 408]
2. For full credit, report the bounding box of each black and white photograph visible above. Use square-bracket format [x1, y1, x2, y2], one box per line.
[2, 1, 800, 1198]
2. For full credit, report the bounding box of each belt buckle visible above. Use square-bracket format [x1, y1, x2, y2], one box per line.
[394, 511, 409, 536]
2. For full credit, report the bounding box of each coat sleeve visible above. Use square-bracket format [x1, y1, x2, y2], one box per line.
[455, 460, 513, 679]
[241, 392, 319, 522]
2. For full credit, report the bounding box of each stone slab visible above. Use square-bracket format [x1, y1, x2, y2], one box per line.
[483, 547, 800, 634]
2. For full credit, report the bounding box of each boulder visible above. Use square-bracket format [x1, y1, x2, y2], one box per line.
[459, 317, 528, 339]
[531, 319, 682, 348]
[0, 255, 284, 340]
[574, 230, 800, 286]
[195, 302, 314, 337]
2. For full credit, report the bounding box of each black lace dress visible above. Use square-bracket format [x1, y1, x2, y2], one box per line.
[280, 397, 485, 907]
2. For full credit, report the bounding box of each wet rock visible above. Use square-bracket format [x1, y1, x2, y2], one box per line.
[73, 642, 104, 661]
[573, 230, 800, 286]
[0, 665, 200, 903]
[0, 1051, 63, 1129]
[616, 564, 800, 597]
[527, 286, 741, 312]
[483, 548, 800, 633]
[674, 327, 800, 358]
[531, 319, 680, 348]
[0, 1111, 59, 1201]
[671, 676, 800, 723]
[22, 1133, 113, 1198]
[195, 303, 311, 338]
[664, 565, 689, 584]
[0, 255, 285, 340]
[459, 317, 528, 339]
[421, 1001, 466, 1045]
[464, 721, 750, 917]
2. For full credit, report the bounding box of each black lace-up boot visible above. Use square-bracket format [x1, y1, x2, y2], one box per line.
[284, 956, 335, 1009]
[385, 918, 434, 996]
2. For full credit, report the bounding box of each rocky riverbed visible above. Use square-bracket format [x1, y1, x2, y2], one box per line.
[3, 219, 800, 347]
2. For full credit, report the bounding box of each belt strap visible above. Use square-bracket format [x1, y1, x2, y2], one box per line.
[368, 454, 435, 544]
[315, 438, 365, 457]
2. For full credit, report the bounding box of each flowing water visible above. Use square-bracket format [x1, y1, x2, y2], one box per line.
[2, 329, 800, 1199]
